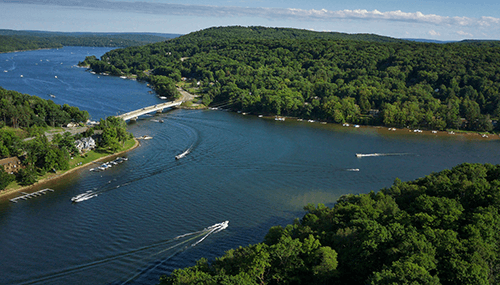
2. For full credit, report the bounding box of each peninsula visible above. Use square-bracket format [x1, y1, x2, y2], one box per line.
[80, 26, 500, 134]
[0, 87, 138, 198]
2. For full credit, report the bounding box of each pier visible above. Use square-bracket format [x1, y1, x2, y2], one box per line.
[115, 100, 182, 121]
[10, 188, 54, 203]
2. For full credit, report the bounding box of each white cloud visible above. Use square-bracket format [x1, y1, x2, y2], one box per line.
[3, 0, 500, 28]
[457, 30, 474, 37]
[428, 30, 440, 36]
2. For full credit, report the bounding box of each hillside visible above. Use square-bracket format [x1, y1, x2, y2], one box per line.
[0, 30, 181, 53]
[81, 26, 500, 132]
[161, 162, 500, 284]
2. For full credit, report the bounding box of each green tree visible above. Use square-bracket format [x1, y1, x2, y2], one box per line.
[0, 165, 15, 190]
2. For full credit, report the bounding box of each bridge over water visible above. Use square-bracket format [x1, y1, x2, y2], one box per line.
[116, 100, 182, 121]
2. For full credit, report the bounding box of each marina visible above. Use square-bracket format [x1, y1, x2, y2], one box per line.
[89, 157, 128, 172]
[9, 188, 54, 203]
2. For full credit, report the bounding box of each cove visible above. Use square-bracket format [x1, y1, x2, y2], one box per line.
[0, 47, 499, 285]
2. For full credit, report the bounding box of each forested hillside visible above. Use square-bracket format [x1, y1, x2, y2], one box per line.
[0, 87, 132, 189]
[162, 162, 500, 285]
[0, 35, 62, 53]
[81, 26, 500, 132]
[0, 30, 180, 53]
[0, 87, 89, 129]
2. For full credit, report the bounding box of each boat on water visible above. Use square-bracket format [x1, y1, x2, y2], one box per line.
[136, 135, 153, 140]
[356, 153, 382, 157]
[89, 157, 128, 172]
[346, 168, 360, 172]
[49, 94, 56, 98]
[175, 149, 190, 160]
[71, 190, 95, 202]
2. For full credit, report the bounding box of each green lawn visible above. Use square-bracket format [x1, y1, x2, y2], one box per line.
[3, 138, 137, 193]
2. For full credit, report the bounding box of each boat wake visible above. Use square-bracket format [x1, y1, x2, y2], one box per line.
[14, 221, 229, 285]
[70, 190, 97, 203]
[355, 153, 413, 158]
[175, 149, 190, 160]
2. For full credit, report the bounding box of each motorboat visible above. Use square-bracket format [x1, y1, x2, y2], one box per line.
[175, 149, 190, 160]
[356, 153, 382, 157]
[71, 191, 94, 202]
[136, 135, 153, 140]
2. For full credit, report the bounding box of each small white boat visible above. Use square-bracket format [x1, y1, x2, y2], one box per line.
[356, 153, 382, 157]
[136, 135, 153, 140]
[71, 190, 94, 202]
[175, 149, 190, 160]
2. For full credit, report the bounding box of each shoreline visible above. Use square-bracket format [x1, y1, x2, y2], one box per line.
[237, 113, 500, 141]
[0, 138, 140, 200]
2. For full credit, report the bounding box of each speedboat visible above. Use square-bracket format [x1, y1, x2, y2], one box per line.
[71, 191, 93, 202]
[175, 149, 190, 160]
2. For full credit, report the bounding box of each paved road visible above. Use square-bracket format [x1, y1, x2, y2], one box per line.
[24, 126, 89, 142]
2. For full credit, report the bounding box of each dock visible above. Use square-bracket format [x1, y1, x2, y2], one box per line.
[9, 188, 54, 203]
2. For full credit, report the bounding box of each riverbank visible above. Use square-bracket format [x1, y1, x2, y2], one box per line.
[0, 138, 140, 200]
[226, 112, 500, 141]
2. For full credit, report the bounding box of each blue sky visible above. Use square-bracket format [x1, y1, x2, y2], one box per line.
[1, 0, 499, 40]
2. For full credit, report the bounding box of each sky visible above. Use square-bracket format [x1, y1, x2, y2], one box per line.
[1, 0, 499, 41]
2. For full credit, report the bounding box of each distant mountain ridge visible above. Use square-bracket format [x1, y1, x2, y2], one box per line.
[181, 26, 405, 43]
[0, 29, 182, 53]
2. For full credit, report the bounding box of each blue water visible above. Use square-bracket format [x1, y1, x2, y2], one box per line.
[0, 47, 499, 285]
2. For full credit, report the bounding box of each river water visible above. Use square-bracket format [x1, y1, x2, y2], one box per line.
[1, 47, 499, 285]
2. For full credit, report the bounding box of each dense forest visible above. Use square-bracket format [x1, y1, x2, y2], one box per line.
[0, 30, 180, 53]
[162, 162, 500, 285]
[0, 87, 89, 129]
[81, 26, 500, 132]
[0, 87, 132, 189]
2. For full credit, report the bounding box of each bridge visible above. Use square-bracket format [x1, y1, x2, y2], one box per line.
[116, 100, 182, 121]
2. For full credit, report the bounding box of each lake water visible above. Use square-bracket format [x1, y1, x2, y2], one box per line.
[1, 47, 499, 285]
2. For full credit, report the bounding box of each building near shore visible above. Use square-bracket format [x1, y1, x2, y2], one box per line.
[74, 137, 96, 153]
[0, 157, 23, 174]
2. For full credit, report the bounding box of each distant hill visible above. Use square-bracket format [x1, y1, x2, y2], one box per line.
[82, 25, 500, 133]
[0, 30, 182, 53]
[178, 25, 405, 43]
[403, 38, 454, 44]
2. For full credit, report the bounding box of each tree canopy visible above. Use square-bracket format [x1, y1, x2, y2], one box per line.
[0, 87, 89, 129]
[0, 87, 132, 190]
[162, 162, 500, 284]
[0, 30, 181, 53]
[82, 26, 500, 132]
